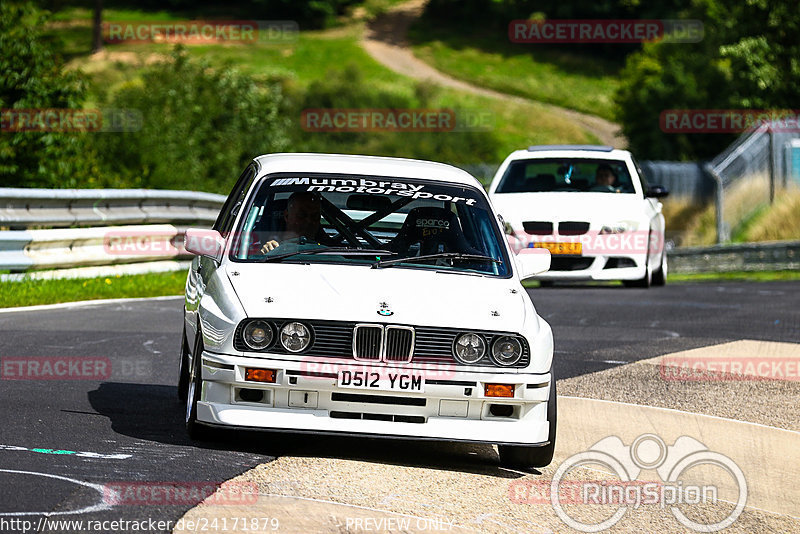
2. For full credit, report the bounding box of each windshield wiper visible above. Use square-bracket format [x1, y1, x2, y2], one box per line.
[260, 247, 397, 263]
[372, 252, 501, 269]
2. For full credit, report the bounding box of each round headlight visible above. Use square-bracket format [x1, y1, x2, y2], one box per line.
[453, 333, 486, 364]
[491, 336, 523, 366]
[280, 322, 311, 353]
[243, 320, 273, 351]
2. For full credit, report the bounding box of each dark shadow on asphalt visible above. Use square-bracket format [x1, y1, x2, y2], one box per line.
[87, 382, 530, 479]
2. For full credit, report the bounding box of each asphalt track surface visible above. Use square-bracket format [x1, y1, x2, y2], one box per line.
[0, 281, 798, 533]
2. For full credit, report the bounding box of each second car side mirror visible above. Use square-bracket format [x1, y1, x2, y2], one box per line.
[184, 228, 225, 262]
[515, 248, 551, 280]
[645, 185, 669, 198]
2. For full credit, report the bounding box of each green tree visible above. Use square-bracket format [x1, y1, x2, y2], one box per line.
[616, 0, 800, 160]
[95, 48, 290, 193]
[0, 2, 98, 188]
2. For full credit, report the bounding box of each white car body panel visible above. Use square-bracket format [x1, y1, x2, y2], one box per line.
[182, 153, 555, 448]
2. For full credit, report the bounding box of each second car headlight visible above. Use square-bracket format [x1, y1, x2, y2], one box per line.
[453, 333, 486, 364]
[280, 322, 311, 352]
[491, 336, 523, 366]
[243, 320, 273, 350]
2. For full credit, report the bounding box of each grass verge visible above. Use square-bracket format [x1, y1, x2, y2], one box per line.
[408, 18, 620, 120]
[0, 270, 186, 309]
[523, 269, 800, 288]
[667, 270, 800, 283]
[51, 11, 597, 165]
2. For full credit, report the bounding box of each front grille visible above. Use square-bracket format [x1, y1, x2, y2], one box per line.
[523, 221, 553, 235]
[558, 221, 590, 235]
[330, 411, 426, 424]
[235, 320, 529, 367]
[331, 392, 426, 406]
[550, 257, 595, 271]
[385, 327, 414, 362]
[604, 257, 637, 269]
[353, 325, 382, 361]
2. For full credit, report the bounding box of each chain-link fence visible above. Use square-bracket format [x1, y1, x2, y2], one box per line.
[706, 123, 800, 243]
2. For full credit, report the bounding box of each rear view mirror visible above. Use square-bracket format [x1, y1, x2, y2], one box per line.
[184, 228, 225, 262]
[645, 185, 669, 198]
[515, 248, 551, 280]
[346, 194, 392, 212]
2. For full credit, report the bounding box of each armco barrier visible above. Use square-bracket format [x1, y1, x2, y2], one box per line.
[0, 188, 225, 229]
[0, 188, 224, 277]
[667, 241, 800, 273]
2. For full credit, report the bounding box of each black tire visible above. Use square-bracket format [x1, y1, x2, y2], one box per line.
[177, 329, 190, 401]
[185, 330, 212, 441]
[498, 377, 557, 469]
[652, 250, 667, 286]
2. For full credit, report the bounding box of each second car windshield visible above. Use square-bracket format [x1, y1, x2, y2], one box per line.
[495, 158, 636, 194]
[228, 174, 510, 277]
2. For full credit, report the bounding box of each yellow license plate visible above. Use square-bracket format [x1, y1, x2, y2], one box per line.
[533, 242, 582, 255]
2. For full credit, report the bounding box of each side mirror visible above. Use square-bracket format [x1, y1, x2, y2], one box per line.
[515, 248, 551, 280]
[184, 228, 225, 262]
[645, 185, 669, 198]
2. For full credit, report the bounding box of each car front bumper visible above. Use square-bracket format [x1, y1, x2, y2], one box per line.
[534, 253, 646, 281]
[195, 351, 553, 447]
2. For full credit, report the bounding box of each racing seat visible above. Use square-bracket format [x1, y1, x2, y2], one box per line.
[389, 207, 482, 257]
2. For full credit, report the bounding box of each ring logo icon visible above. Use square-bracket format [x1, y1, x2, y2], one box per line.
[550, 433, 747, 532]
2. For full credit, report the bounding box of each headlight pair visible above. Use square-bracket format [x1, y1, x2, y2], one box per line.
[242, 320, 311, 353]
[453, 333, 524, 366]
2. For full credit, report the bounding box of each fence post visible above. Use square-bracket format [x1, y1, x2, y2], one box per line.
[768, 125, 775, 204]
[704, 163, 727, 244]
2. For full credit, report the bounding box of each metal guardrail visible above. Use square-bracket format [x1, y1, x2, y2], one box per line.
[668, 241, 800, 274]
[0, 188, 224, 277]
[0, 188, 225, 229]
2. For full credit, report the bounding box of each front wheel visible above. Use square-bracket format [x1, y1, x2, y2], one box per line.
[177, 329, 190, 401]
[185, 331, 212, 441]
[498, 378, 557, 469]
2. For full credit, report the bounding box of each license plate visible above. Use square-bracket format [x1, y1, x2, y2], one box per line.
[337, 370, 424, 393]
[533, 242, 582, 255]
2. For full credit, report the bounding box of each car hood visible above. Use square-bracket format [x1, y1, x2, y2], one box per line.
[492, 192, 643, 226]
[225, 262, 529, 332]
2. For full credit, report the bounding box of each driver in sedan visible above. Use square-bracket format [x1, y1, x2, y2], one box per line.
[260, 192, 333, 252]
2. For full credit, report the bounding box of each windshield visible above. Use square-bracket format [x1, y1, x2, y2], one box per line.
[229, 173, 510, 277]
[495, 158, 636, 194]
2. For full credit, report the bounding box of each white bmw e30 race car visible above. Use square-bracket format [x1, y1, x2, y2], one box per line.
[179, 153, 556, 468]
[488, 145, 669, 287]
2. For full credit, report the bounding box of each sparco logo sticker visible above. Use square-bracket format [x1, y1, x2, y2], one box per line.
[416, 219, 450, 229]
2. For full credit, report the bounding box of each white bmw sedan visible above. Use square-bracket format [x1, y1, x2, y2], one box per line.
[179, 153, 557, 469]
[488, 145, 669, 287]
